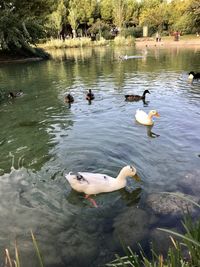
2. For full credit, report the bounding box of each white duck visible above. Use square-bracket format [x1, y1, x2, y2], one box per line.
[135, 109, 160, 126]
[65, 165, 140, 207]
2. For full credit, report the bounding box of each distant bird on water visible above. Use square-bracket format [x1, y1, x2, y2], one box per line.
[8, 90, 24, 98]
[86, 89, 95, 103]
[188, 71, 200, 81]
[64, 94, 74, 104]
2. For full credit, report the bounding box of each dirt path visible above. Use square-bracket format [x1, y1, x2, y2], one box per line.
[135, 37, 200, 49]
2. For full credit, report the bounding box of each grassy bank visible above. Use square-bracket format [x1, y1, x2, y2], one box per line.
[38, 36, 135, 50]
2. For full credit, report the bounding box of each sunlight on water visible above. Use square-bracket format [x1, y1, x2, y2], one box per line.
[0, 46, 200, 266]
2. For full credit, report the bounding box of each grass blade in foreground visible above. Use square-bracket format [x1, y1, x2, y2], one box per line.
[15, 241, 20, 267]
[31, 230, 44, 267]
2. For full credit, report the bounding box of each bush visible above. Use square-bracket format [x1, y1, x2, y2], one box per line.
[121, 26, 143, 38]
[113, 35, 135, 46]
[88, 20, 113, 40]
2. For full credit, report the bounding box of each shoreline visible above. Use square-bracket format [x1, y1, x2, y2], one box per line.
[0, 57, 44, 64]
[135, 37, 200, 49]
[0, 37, 199, 63]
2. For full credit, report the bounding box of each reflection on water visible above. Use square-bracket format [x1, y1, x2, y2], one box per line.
[146, 125, 160, 138]
[0, 46, 200, 266]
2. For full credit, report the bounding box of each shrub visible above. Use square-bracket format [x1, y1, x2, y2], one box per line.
[113, 35, 135, 46]
[121, 26, 143, 38]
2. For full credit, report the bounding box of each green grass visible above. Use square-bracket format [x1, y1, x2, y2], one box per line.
[39, 37, 108, 49]
[112, 36, 135, 46]
[39, 36, 136, 50]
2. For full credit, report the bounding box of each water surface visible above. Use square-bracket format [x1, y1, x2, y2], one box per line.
[0, 46, 200, 266]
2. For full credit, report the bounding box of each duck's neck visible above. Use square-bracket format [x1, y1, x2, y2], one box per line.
[142, 91, 148, 99]
[148, 112, 154, 120]
[114, 169, 128, 189]
[116, 168, 128, 182]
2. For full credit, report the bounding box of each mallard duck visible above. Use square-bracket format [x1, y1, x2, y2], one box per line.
[65, 165, 140, 207]
[135, 109, 160, 126]
[188, 71, 200, 80]
[8, 90, 24, 98]
[64, 93, 74, 104]
[125, 90, 150, 101]
[86, 89, 95, 101]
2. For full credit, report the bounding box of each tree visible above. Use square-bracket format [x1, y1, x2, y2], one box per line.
[0, 0, 58, 57]
[186, 0, 200, 32]
[78, 0, 97, 34]
[112, 0, 127, 33]
[125, 0, 142, 26]
[68, 0, 79, 38]
[99, 0, 113, 23]
[46, 0, 67, 38]
[140, 2, 170, 31]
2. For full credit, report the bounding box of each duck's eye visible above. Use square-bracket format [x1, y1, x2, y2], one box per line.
[130, 165, 134, 172]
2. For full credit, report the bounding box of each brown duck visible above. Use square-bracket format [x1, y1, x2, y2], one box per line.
[86, 89, 95, 101]
[125, 90, 150, 101]
[64, 93, 74, 104]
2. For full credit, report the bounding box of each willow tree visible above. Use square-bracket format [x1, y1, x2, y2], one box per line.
[0, 0, 58, 57]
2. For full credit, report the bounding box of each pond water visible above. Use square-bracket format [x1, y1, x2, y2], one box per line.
[0, 45, 200, 266]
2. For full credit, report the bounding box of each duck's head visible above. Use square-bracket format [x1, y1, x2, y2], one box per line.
[149, 110, 160, 118]
[188, 72, 194, 80]
[145, 89, 150, 94]
[121, 165, 140, 181]
[189, 71, 195, 76]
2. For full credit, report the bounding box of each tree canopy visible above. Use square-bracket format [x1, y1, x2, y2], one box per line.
[0, 0, 58, 57]
[0, 0, 199, 56]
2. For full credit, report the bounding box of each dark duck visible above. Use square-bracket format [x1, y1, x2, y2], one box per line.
[8, 90, 24, 98]
[86, 89, 95, 101]
[125, 89, 150, 102]
[188, 71, 200, 80]
[64, 93, 74, 104]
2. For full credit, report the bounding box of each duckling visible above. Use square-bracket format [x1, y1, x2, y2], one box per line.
[125, 89, 150, 102]
[64, 94, 74, 104]
[188, 71, 200, 80]
[86, 89, 95, 101]
[8, 90, 24, 98]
